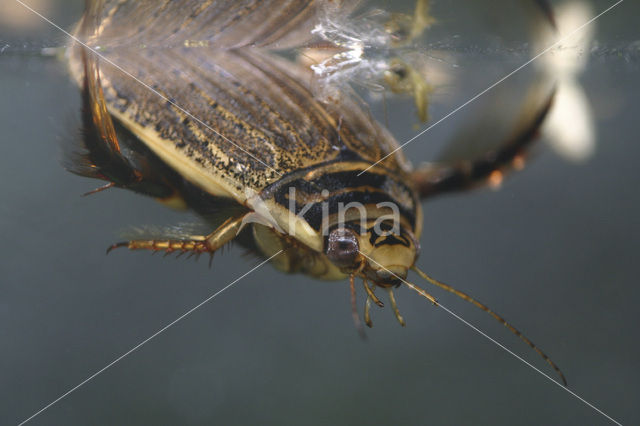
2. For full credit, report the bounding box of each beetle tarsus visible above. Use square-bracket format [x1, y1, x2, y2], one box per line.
[387, 288, 406, 327]
[363, 279, 384, 308]
[106, 241, 128, 254]
[102, 214, 248, 261]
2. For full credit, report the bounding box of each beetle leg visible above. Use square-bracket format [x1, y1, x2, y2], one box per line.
[386, 288, 406, 327]
[107, 215, 245, 257]
[72, 48, 142, 187]
[363, 280, 380, 328]
[364, 295, 373, 328]
[411, 0, 435, 40]
[362, 279, 384, 308]
[411, 88, 555, 199]
[411, 68, 431, 123]
[66, 47, 181, 201]
[386, 0, 434, 47]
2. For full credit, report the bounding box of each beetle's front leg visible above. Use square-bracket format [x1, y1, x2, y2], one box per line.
[107, 215, 246, 258]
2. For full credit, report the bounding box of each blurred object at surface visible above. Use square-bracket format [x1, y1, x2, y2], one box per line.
[307, 0, 439, 123]
[0, 0, 55, 35]
[0, 0, 53, 32]
[536, 0, 596, 162]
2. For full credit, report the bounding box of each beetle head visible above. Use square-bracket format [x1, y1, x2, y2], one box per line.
[324, 221, 419, 286]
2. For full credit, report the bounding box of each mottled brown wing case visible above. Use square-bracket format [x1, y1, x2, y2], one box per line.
[70, 0, 408, 198]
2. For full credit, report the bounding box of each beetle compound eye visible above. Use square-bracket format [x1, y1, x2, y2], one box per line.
[326, 228, 360, 268]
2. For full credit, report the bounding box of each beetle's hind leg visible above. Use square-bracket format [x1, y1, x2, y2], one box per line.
[411, 88, 555, 199]
[107, 215, 246, 262]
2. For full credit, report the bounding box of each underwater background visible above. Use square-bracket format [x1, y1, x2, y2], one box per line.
[1, 1, 639, 424]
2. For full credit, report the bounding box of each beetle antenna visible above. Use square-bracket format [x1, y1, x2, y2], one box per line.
[402, 279, 438, 305]
[411, 266, 567, 386]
